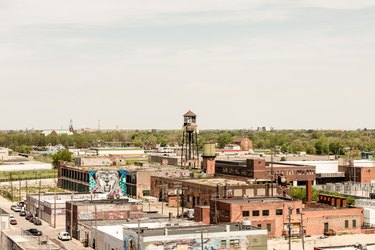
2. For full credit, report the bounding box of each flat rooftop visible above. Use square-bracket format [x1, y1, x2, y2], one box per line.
[183, 178, 248, 187]
[315, 244, 375, 250]
[216, 197, 293, 204]
[68, 198, 140, 206]
[140, 224, 264, 237]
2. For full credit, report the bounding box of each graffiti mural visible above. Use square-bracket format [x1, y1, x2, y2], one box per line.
[89, 169, 126, 197]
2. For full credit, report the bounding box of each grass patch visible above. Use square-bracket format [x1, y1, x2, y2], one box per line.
[0, 169, 57, 182]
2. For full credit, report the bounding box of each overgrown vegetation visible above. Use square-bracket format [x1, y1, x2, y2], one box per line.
[291, 187, 356, 206]
[51, 150, 72, 167]
[0, 169, 57, 182]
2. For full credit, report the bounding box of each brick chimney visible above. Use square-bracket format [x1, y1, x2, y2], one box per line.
[306, 180, 312, 203]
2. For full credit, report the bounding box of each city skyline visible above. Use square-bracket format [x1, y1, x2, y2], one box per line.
[1, 0, 374, 130]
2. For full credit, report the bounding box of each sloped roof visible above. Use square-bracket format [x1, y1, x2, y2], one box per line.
[183, 110, 196, 117]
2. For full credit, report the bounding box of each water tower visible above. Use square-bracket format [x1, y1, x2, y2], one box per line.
[181, 111, 199, 168]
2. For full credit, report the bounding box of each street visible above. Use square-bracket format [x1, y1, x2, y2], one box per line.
[0, 195, 91, 250]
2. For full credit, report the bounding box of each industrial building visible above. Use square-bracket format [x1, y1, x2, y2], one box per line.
[90, 147, 145, 157]
[26, 192, 129, 227]
[79, 219, 268, 250]
[209, 195, 363, 237]
[58, 162, 191, 197]
[215, 158, 316, 185]
[151, 176, 277, 209]
[66, 199, 143, 240]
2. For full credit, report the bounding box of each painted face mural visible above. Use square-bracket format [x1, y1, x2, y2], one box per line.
[89, 169, 127, 196]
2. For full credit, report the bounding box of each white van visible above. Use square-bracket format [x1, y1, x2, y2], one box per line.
[58, 232, 71, 241]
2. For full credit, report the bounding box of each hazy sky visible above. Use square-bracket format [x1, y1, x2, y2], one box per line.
[1, 0, 374, 130]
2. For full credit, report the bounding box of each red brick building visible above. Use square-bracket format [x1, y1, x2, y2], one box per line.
[233, 137, 253, 151]
[212, 197, 303, 237]
[215, 159, 316, 184]
[211, 195, 364, 237]
[150, 176, 277, 208]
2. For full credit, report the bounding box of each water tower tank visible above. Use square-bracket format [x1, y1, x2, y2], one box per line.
[203, 142, 216, 157]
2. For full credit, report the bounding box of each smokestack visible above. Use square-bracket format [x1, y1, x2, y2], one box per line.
[169, 212, 172, 221]
[306, 180, 312, 203]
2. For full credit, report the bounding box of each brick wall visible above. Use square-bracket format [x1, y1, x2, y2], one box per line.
[303, 207, 363, 235]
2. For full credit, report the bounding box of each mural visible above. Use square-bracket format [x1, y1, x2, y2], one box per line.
[89, 170, 126, 197]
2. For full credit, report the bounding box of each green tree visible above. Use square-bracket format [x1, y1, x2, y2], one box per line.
[217, 133, 232, 149]
[52, 150, 72, 168]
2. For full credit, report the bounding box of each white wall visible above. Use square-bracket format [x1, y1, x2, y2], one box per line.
[0, 163, 53, 171]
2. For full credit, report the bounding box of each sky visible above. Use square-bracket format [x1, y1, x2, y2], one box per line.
[1, 0, 375, 130]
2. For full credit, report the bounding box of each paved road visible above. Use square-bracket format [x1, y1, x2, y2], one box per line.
[0, 196, 90, 250]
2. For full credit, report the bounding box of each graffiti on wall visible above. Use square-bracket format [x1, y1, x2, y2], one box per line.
[143, 237, 251, 250]
[89, 170, 126, 197]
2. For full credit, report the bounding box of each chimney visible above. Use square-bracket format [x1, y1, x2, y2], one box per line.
[169, 212, 173, 221]
[226, 225, 230, 232]
[306, 180, 312, 203]
[164, 228, 168, 235]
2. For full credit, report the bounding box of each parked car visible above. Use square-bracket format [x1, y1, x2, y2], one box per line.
[58, 232, 71, 241]
[9, 218, 17, 225]
[25, 213, 33, 221]
[10, 205, 21, 212]
[27, 228, 42, 236]
[17, 201, 25, 208]
[20, 210, 27, 217]
[33, 218, 42, 226]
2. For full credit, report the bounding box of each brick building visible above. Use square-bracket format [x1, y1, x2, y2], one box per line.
[66, 199, 143, 240]
[233, 137, 253, 151]
[58, 163, 191, 197]
[343, 160, 375, 184]
[151, 176, 277, 209]
[212, 197, 303, 237]
[209, 195, 364, 237]
[215, 159, 316, 185]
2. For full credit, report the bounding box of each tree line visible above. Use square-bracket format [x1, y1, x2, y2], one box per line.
[0, 129, 374, 156]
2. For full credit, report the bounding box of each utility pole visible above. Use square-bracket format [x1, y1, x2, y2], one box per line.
[0, 209, 2, 250]
[18, 179, 21, 202]
[10, 173, 13, 201]
[94, 204, 97, 249]
[38, 179, 41, 218]
[288, 207, 292, 250]
[71, 192, 74, 236]
[200, 230, 204, 250]
[53, 191, 57, 228]
[137, 217, 141, 250]
[300, 213, 305, 250]
[271, 149, 274, 197]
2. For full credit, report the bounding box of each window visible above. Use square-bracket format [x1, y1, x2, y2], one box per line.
[296, 208, 300, 214]
[257, 224, 262, 228]
[252, 210, 260, 217]
[230, 239, 240, 247]
[225, 210, 230, 217]
[345, 220, 349, 228]
[276, 209, 283, 215]
[242, 211, 250, 217]
[266, 224, 271, 232]
[262, 210, 269, 216]
[220, 240, 226, 248]
[352, 220, 357, 228]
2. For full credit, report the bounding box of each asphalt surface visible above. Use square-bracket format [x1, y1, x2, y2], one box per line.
[0, 195, 91, 250]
